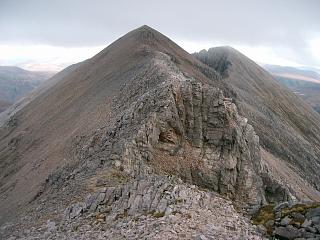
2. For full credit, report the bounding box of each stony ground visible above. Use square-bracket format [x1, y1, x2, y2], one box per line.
[1, 177, 264, 240]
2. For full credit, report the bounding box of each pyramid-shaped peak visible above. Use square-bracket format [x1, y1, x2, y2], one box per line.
[95, 25, 174, 55]
[94, 25, 200, 70]
[136, 24, 155, 31]
[130, 25, 157, 35]
[125, 25, 168, 46]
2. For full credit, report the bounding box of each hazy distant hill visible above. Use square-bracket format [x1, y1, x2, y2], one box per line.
[0, 100, 11, 113]
[264, 64, 320, 113]
[264, 64, 320, 82]
[0, 66, 55, 112]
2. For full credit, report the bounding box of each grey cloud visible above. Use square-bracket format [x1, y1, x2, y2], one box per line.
[0, 0, 319, 65]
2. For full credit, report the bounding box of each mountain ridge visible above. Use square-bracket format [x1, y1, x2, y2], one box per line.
[1, 26, 320, 239]
[194, 47, 320, 195]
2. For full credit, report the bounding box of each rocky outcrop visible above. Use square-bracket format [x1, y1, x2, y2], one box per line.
[253, 202, 320, 239]
[75, 52, 266, 206]
[2, 50, 273, 239]
[64, 176, 216, 220]
[9, 176, 263, 239]
[194, 47, 320, 196]
[0, 26, 307, 239]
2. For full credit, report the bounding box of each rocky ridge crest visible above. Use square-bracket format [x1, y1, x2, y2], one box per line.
[0, 26, 314, 239]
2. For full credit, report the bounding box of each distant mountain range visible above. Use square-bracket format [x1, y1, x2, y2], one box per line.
[263, 64, 320, 113]
[0, 100, 11, 113]
[263, 64, 320, 82]
[0, 66, 55, 112]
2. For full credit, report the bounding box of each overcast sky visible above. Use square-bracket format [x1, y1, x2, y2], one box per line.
[0, 0, 319, 71]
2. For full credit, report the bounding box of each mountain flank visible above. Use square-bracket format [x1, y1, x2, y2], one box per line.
[194, 47, 320, 196]
[0, 26, 320, 239]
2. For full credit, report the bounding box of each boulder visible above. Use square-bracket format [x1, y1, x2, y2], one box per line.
[64, 202, 85, 219]
[302, 219, 312, 228]
[194, 234, 208, 240]
[265, 219, 275, 228]
[306, 207, 320, 219]
[274, 226, 301, 240]
[291, 212, 305, 223]
[305, 226, 317, 233]
[311, 216, 320, 225]
[280, 216, 292, 226]
[274, 202, 289, 212]
[299, 228, 318, 239]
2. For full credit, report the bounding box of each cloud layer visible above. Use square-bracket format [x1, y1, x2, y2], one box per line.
[0, 0, 319, 68]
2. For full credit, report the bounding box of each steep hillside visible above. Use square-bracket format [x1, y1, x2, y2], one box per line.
[194, 47, 320, 196]
[0, 66, 54, 106]
[1, 26, 320, 239]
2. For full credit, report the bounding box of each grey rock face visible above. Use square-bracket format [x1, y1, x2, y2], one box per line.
[37, 50, 270, 239]
[312, 216, 320, 225]
[265, 219, 275, 228]
[125, 79, 264, 204]
[194, 234, 208, 240]
[77, 52, 267, 205]
[253, 202, 320, 239]
[274, 202, 290, 212]
[64, 202, 86, 220]
[274, 226, 301, 240]
[0, 27, 302, 239]
[194, 47, 320, 200]
[307, 208, 320, 219]
[281, 216, 292, 226]
[25, 176, 264, 240]
[302, 219, 313, 228]
[306, 226, 318, 233]
[292, 212, 306, 223]
[39, 46, 309, 240]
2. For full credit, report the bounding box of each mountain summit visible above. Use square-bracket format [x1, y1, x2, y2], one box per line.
[1, 26, 320, 239]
